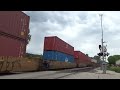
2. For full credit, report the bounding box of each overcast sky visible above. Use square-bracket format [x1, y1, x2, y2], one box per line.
[24, 11, 120, 57]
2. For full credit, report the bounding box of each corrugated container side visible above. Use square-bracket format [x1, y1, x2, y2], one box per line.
[74, 51, 91, 64]
[44, 36, 74, 56]
[18, 12, 30, 40]
[0, 11, 30, 40]
[56, 37, 74, 55]
[0, 35, 27, 57]
[44, 37, 55, 51]
[74, 51, 79, 59]
[43, 50, 74, 63]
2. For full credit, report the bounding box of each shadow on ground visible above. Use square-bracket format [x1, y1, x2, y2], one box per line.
[88, 69, 98, 73]
[0, 72, 19, 76]
[57, 67, 94, 74]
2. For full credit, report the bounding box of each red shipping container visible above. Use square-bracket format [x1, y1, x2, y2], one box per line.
[74, 51, 91, 64]
[0, 11, 30, 40]
[0, 35, 27, 57]
[44, 36, 74, 56]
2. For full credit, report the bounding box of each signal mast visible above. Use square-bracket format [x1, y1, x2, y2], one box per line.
[97, 14, 109, 74]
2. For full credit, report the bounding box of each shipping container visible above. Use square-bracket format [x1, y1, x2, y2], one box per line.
[43, 51, 74, 63]
[0, 35, 27, 57]
[0, 11, 30, 40]
[44, 36, 74, 56]
[74, 51, 91, 64]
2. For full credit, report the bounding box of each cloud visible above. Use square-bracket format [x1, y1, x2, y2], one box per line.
[24, 11, 120, 57]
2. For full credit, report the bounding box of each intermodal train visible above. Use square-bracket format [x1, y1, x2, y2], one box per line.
[42, 36, 99, 70]
[0, 11, 99, 73]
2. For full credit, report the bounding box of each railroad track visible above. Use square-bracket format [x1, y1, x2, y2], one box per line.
[22, 67, 93, 79]
[0, 67, 94, 79]
[54, 67, 93, 79]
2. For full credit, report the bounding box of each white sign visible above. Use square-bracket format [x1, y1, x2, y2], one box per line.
[65, 57, 68, 62]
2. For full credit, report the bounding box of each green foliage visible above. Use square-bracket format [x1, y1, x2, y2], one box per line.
[108, 55, 120, 65]
[26, 53, 43, 59]
[93, 55, 100, 63]
[109, 66, 120, 73]
[94, 56, 100, 60]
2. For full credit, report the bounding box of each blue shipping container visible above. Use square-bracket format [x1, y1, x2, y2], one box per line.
[43, 51, 74, 63]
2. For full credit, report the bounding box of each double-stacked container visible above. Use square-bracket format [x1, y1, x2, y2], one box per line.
[43, 36, 74, 63]
[0, 11, 30, 57]
[74, 51, 91, 67]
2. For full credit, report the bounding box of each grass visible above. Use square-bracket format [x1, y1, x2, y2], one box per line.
[108, 66, 120, 73]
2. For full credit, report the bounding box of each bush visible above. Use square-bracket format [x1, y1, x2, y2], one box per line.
[109, 66, 120, 73]
[108, 55, 120, 65]
[25, 53, 43, 60]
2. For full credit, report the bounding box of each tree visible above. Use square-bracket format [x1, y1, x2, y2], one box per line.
[86, 54, 89, 56]
[108, 55, 120, 65]
[26, 53, 43, 59]
[93, 55, 100, 63]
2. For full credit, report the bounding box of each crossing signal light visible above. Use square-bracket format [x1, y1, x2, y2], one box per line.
[97, 52, 109, 56]
[99, 45, 101, 50]
[97, 53, 103, 56]
[106, 53, 109, 56]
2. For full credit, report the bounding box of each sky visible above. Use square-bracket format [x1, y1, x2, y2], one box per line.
[24, 11, 120, 57]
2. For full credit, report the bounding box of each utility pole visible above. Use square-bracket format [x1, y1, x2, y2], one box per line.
[99, 14, 106, 74]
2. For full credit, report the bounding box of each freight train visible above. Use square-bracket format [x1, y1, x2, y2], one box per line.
[42, 53, 98, 70]
[0, 11, 99, 73]
[42, 36, 98, 70]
